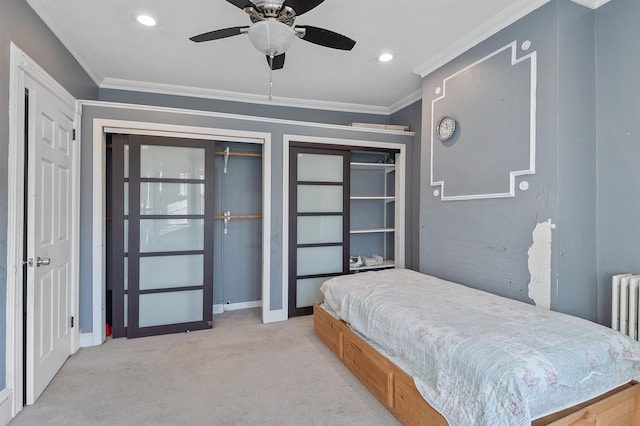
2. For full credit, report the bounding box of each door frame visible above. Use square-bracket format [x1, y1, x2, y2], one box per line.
[6, 43, 81, 418]
[282, 134, 406, 319]
[90, 119, 272, 346]
[288, 145, 351, 317]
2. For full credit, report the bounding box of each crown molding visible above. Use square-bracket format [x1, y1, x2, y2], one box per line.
[388, 89, 423, 115]
[100, 77, 401, 116]
[413, 0, 612, 78]
[25, 0, 105, 85]
[569, 0, 611, 9]
[413, 0, 552, 78]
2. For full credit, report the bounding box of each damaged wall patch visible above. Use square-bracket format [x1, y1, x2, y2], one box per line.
[527, 219, 555, 309]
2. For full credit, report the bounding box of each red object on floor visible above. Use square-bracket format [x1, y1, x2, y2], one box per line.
[105, 323, 112, 337]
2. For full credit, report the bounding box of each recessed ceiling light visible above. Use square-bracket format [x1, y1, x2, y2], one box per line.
[378, 53, 394, 63]
[136, 14, 157, 27]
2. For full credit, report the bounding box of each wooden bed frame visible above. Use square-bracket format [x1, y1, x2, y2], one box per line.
[314, 302, 640, 425]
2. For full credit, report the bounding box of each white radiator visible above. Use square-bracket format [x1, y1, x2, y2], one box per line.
[612, 274, 640, 340]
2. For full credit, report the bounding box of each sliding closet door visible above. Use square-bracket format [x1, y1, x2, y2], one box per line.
[111, 135, 214, 338]
[289, 145, 350, 317]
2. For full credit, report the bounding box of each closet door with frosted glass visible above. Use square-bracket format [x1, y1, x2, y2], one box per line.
[289, 145, 349, 317]
[111, 135, 214, 338]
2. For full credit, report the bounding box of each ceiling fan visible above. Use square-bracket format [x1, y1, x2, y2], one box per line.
[189, 0, 356, 71]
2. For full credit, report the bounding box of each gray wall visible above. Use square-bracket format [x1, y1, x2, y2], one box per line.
[0, 0, 98, 390]
[556, 0, 597, 320]
[391, 100, 422, 270]
[99, 89, 393, 127]
[80, 100, 417, 332]
[595, 0, 640, 325]
[419, 0, 600, 320]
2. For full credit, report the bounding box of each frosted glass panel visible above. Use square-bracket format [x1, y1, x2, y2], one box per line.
[124, 182, 129, 216]
[139, 219, 204, 252]
[139, 290, 203, 327]
[139, 255, 203, 290]
[124, 257, 128, 291]
[140, 145, 205, 179]
[298, 216, 343, 244]
[124, 145, 129, 179]
[298, 185, 343, 213]
[124, 219, 129, 253]
[297, 277, 328, 308]
[140, 183, 204, 215]
[297, 246, 343, 275]
[297, 153, 343, 182]
[124, 294, 128, 327]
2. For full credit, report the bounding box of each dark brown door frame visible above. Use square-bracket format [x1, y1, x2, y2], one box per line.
[111, 134, 214, 338]
[288, 144, 350, 317]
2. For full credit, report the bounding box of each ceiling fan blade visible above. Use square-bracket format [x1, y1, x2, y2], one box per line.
[267, 53, 286, 70]
[225, 0, 257, 9]
[282, 0, 325, 15]
[296, 25, 356, 50]
[190, 26, 249, 43]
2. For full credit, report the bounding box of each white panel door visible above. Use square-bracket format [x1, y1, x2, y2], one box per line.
[26, 77, 75, 404]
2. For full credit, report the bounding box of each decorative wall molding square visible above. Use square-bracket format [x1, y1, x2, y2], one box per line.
[430, 40, 537, 201]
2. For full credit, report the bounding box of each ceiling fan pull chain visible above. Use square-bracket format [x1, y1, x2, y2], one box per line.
[269, 54, 274, 101]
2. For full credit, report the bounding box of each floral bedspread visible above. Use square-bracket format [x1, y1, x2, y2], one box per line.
[321, 269, 640, 426]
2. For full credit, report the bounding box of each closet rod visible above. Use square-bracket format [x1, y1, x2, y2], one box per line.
[214, 151, 262, 158]
[213, 214, 262, 220]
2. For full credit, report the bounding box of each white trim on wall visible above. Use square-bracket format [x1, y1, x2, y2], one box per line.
[414, 0, 609, 80]
[79, 100, 415, 137]
[90, 118, 273, 344]
[212, 300, 262, 315]
[569, 0, 611, 9]
[7, 42, 80, 419]
[0, 389, 12, 425]
[79, 333, 94, 348]
[100, 78, 397, 116]
[24, 0, 106, 85]
[282, 134, 407, 319]
[430, 40, 537, 201]
[414, 0, 550, 79]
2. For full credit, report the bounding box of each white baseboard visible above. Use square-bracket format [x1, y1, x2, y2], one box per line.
[212, 300, 262, 315]
[80, 332, 95, 348]
[262, 309, 287, 324]
[81, 302, 263, 344]
[0, 389, 13, 425]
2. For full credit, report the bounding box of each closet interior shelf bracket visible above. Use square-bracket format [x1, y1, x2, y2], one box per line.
[213, 212, 263, 234]
[223, 147, 230, 174]
[223, 210, 231, 234]
[214, 147, 263, 175]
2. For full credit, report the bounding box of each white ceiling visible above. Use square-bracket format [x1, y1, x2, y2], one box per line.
[25, 0, 602, 114]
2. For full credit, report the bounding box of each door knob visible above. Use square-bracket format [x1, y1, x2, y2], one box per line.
[27, 257, 51, 267]
[36, 257, 51, 267]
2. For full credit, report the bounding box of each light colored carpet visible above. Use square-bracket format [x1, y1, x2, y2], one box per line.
[11, 309, 400, 425]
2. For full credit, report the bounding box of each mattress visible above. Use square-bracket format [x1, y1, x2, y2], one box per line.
[321, 269, 640, 426]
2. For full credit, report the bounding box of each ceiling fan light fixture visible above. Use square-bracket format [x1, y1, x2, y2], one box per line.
[248, 20, 295, 56]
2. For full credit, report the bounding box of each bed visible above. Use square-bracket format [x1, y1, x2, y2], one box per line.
[314, 268, 640, 425]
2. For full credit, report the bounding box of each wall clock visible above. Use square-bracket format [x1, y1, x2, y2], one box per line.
[435, 114, 456, 141]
